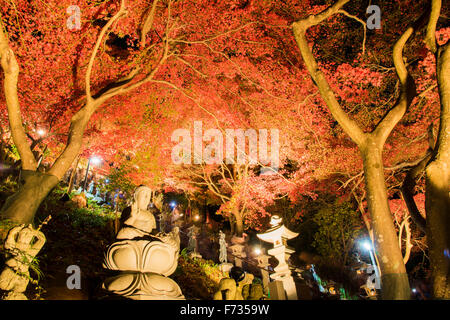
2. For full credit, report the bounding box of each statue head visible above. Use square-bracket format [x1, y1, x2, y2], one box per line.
[133, 185, 152, 210]
[230, 266, 245, 283]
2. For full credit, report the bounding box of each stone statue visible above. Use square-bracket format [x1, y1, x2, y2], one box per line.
[159, 212, 168, 233]
[186, 225, 202, 259]
[187, 226, 198, 253]
[219, 231, 227, 264]
[88, 181, 95, 194]
[213, 266, 263, 300]
[71, 192, 87, 208]
[0, 224, 46, 300]
[116, 186, 156, 240]
[102, 186, 184, 300]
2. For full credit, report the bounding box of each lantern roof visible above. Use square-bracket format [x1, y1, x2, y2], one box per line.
[257, 224, 298, 243]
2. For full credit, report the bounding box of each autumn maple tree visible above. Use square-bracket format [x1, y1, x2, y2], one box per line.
[291, 0, 449, 299]
[0, 0, 448, 300]
[0, 0, 274, 224]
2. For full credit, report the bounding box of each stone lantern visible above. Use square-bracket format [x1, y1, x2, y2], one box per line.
[257, 215, 298, 300]
[229, 243, 247, 268]
[229, 234, 248, 268]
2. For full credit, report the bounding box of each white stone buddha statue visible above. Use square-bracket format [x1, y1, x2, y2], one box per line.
[102, 186, 184, 300]
[116, 186, 156, 240]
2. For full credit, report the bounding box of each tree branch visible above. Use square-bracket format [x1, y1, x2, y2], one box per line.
[85, 0, 127, 100]
[140, 0, 160, 47]
[0, 15, 37, 170]
[373, 29, 417, 146]
[425, 0, 441, 54]
[337, 9, 367, 57]
[292, 0, 366, 147]
[373, 7, 433, 146]
[400, 152, 430, 233]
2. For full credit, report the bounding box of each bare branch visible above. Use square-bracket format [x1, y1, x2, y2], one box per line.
[85, 0, 127, 100]
[170, 22, 257, 45]
[337, 9, 367, 56]
[401, 152, 430, 233]
[373, 7, 432, 146]
[140, 0, 160, 47]
[292, 0, 366, 147]
[425, 0, 442, 54]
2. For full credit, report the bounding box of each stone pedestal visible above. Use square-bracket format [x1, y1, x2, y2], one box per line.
[102, 229, 185, 300]
[285, 246, 295, 264]
[268, 280, 286, 300]
[189, 252, 202, 259]
[103, 272, 184, 300]
[256, 254, 270, 295]
[219, 263, 234, 274]
[268, 246, 290, 275]
[268, 245, 298, 300]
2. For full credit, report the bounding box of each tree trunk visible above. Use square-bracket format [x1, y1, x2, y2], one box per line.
[0, 170, 59, 225]
[426, 162, 450, 299]
[361, 139, 411, 300]
[232, 206, 244, 237]
[426, 42, 450, 299]
[229, 216, 235, 235]
[67, 155, 80, 194]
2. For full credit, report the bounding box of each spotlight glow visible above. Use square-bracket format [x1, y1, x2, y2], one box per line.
[361, 240, 372, 251]
[90, 156, 102, 165]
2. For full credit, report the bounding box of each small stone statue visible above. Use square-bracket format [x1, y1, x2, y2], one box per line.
[88, 181, 95, 194]
[219, 230, 228, 264]
[186, 225, 202, 259]
[0, 224, 46, 300]
[187, 226, 197, 253]
[159, 212, 168, 233]
[71, 192, 87, 208]
[213, 267, 263, 300]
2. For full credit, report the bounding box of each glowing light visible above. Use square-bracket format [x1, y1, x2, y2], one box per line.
[194, 214, 200, 221]
[361, 240, 372, 251]
[90, 156, 102, 165]
[444, 248, 450, 258]
[412, 288, 417, 293]
[170, 201, 177, 208]
[37, 129, 46, 137]
[253, 247, 262, 255]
